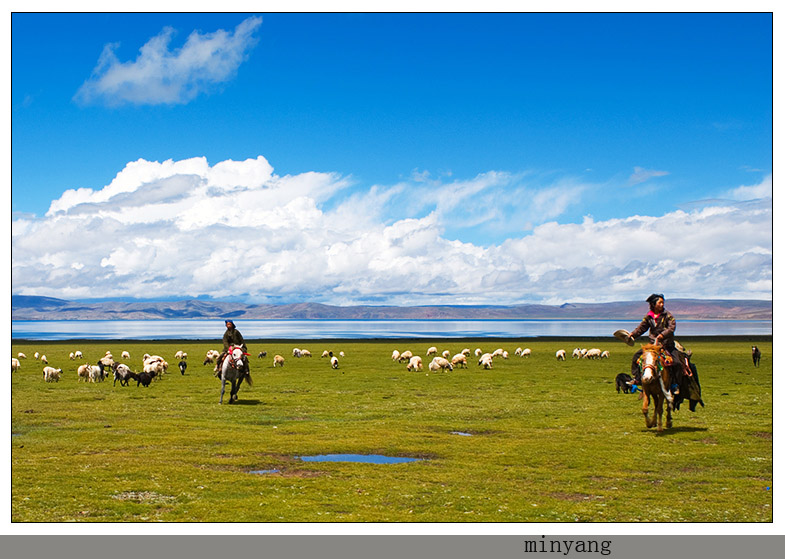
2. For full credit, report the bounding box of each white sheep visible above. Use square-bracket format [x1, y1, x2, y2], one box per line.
[88, 365, 105, 383]
[339, 351, 345, 357]
[273, 355, 285, 367]
[74, 350, 83, 359]
[502, 351, 509, 359]
[584, 348, 602, 359]
[461, 348, 471, 356]
[429, 356, 453, 372]
[34, 352, 40, 360]
[43, 366, 62, 382]
[330, 355, 339, 369]
[321, 350, 331, 358]
[122, 350, 131, 360]
[391, 350, 401, 361]
[478, 353, 494, 369]
[407, 356, 423, 371]
[474, 348, 483, 357]
[426, 346, 438, 356]
[40, 354, 48, 364]
[442, 349, 451, 360]
[69, 352, 75, 360]
[399, 350, 413, 363]
[521, 348, 532, 358]
[491, 348, 505, 358]
[572, 348, 582, 359]
[292, 348, 302, 358]
[77, 363, 91, 382]
[301, 349, 312, 358]
[556, 349, 566, 361]
[601, 350, 610, 359]
[451, 353, 468, 368]
[514, 347, 523, 356]
[112, 363, 133, 386]
[12, 358, 20, 372]
[17, 352, 27, 359]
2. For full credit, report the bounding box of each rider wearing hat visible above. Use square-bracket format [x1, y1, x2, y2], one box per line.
[627, 294, 686, 393]
[216, 320, 249, 376]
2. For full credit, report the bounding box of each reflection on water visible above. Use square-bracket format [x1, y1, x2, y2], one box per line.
[12, 318, 772, 341]
[297, 454, 421, 464]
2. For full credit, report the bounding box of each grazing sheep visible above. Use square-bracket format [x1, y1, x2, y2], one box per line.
[178, 360, 187, 375]
[429, 356, 453, 372]
[204, 349, 221, 364]
[174, 350, 185, 360]
[461, 348, 471, 356]
[584, 348, 602, 360]
[121, 351, 131, 360]
[572, 348, 582, 359]
[556, 349, 566, 361]
[88, 364, 106, 383]
[301, 349, 312, 358]
[129, 371, 153, 387]
[407, 356, 423, 371]
[330, 355, 339, 369]
[502, 351, 509, 359]
[491, 348, 505, 358]
[391, 350, 401, 361]
[321, 350, 330, 358]
[451, 353, 468, 368]
[74, 350, 83, 360]
[521, 348, 531, 358]
[40, 354, 48, 365]
[426, 346, 438, 356]
[34, 352, 40, 360]
[257, 351, 267, 359]
[442, 349, 451, 360]
[339, 351, 345, 358]
[474, 348, 483, 357]
[69, 352, 75, 360]
[399, 350, 413, 363]
[515, 347, 523, 356]
[600, 350, 610, 359]
[12, 358, 20, 373]
[112, 363, 133, 387]
[273, 355, 285, 367]
[478, 353, 493, 369]
[17, 353, 27, 359]
[43, 366, 62, 382]
[292, 348, 302, 358]
[77, 363, 91, 382]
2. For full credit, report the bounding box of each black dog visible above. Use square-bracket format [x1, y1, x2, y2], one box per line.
[752, 345, 761, 367]
[615, 373, 633, 394]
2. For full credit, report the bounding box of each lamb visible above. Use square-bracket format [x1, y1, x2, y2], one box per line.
[600, 351, 610, 359]
[43, 366, 62, 382]
[442, 349, 451, 360]
[178, 360, 187, 375]
[273, 355, 285, 367]
[407, 356, 423, 371]
[426, 346, 438, 356]
[429, 356, 453, 372]
[12, 358, 20, 372]
[330, 355, 339, 369]
[451, 353, 468, 368]
[112, 363, 133, 386]
[556, 349, 566, 361]
[521, 348, 531, 358]
[121, 351, 131, 360]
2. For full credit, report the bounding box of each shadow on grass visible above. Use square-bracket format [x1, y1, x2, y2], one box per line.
[225, 399, 262, 406]
[649, 426, 709, 436]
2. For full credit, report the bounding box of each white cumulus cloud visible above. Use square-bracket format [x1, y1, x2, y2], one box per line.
[74, 16, 263, 106]
[11, 156, 772, 305]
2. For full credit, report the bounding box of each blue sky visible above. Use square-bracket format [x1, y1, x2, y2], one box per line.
[10, 12, 773, 305]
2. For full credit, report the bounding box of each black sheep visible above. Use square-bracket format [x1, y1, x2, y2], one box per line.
[752, 345, 762, 367]
[129, 371, 153, 387]
[178, 360, 187, 375]
[615, 373, 633, 394]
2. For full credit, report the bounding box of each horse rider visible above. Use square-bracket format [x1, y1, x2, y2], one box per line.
[626, 293, 689, 393]
[215, 320, 249, 376]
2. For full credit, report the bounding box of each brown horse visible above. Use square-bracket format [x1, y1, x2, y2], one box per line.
[638, 344, 674, 432]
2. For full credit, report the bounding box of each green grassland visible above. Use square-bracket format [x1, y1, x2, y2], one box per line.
[11, 337, 772, 523]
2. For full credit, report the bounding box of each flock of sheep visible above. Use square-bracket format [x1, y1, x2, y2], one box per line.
[390, 345, 612, 372]
[12, 343, 612, 384]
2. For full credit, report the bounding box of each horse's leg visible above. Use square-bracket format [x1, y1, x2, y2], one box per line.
[642, 388, 653, 428]
[655, 394, 664, 432]
[231, 378, 239, 402]
[220, 376, 227, 404]
[666, 398, 673, 429]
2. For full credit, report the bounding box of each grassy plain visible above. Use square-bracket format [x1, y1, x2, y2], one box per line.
[11, 337, 772, 523]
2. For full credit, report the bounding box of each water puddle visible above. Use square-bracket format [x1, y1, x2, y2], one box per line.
[297, 454, 421, 464]
[450, 431, 473, 436]
[248, 469, 281, 475]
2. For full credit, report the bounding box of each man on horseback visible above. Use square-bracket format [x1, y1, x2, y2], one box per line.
[626, 293, 689, 394]
[215, 320, 250, 377]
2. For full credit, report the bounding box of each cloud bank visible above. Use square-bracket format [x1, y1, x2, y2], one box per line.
[11, 156, 772, 305]
[74, 16, 262, 106]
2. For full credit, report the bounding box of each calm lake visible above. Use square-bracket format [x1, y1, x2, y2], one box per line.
[11, 319, 773, 341]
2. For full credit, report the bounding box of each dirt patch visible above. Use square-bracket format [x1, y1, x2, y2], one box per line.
[750, 431, 772, 439]
[700, 438, 719, 445]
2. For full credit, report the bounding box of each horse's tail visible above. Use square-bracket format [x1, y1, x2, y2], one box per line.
[243, 372, 253, 387]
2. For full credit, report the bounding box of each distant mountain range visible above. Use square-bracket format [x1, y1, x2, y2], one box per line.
[11, 295, 773, 321]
